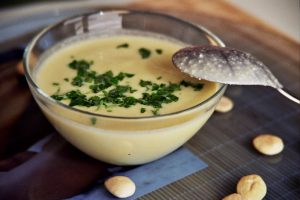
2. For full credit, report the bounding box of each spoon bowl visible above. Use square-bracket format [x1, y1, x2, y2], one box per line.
[172, 45, 299, 104]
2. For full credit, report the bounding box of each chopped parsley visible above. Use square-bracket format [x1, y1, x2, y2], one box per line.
[138, 48, 151, 59]
[52, 82, 61, 94]
[66, 90, 90, 107]
[89, 71, 135, 93]
[139, 80, 152, 87]
[117, 43, 129, 48]
[51, 94, 64, 101]
[151, 109, 159, 116]
[71, 76, 84, 87]
[155, 49, 163, 54]
[68, 59, 95, 87]
[138, 80, 180, 109]
[50, 58, 205, 115]
[68, 59, 92, 70]
[180, 80, 204, 91]
[140, 108, 146, 113]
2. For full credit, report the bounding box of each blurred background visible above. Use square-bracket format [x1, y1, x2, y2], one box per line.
[228, 0, 300, 42]
[1, 0, 299, 42]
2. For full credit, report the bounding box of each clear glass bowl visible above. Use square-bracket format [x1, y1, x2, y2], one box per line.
[24, 10, 226, 165]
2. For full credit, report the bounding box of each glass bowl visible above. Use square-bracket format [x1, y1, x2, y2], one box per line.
[24, 10, 226, 165]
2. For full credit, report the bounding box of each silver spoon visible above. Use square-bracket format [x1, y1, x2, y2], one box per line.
[172, 45, 300, 104]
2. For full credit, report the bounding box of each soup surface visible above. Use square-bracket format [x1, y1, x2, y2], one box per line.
[36, 35, 218, 116]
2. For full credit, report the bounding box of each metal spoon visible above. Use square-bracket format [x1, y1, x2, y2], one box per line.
[172, 45, 300, 104]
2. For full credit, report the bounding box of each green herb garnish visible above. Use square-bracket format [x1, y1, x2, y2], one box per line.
[64, 78, 69, 82]
[180, 80, 204, 91]
[68, 59, 94, 87]
[68, 59, 92, 70]
[51, 94, 64, 101]
[52, 82, 61, 94]
[140, 108, 146, 113]
[89, 71, 135, 93]
[138, 48, 151, 59]
[117, 43, 129, 48]
[129, 88, 137, 93]
[151, 108, 159, 116]
[66, 90, 90, 107]
[155, 49, 163, 54]
[139, 80, 152, 87]
[50, 59, 205, 116]
[88, 96, 102, 106]
[71, 76, 84, 87]
[139, 80, 180, 109]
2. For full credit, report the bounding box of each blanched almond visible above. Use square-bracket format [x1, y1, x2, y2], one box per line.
[237, 174, 267, 200]
[253, 134, 284, 155]
[216, 96, 234, 113]
[104, 176, 136, 198]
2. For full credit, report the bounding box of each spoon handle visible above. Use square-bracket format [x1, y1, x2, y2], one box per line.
[277, 88, 300, 104]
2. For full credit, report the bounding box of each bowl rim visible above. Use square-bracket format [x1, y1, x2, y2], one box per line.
[24, 9, 227, 120]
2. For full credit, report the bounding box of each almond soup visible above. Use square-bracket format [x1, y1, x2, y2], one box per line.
[33, 35, 221, 165]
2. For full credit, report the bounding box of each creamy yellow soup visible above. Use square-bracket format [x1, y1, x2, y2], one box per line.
[36, 35, 217, 116]
[33, 35, 223, 165]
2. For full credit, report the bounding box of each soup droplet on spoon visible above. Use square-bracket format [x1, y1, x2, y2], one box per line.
[172, 46, 299, 104]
